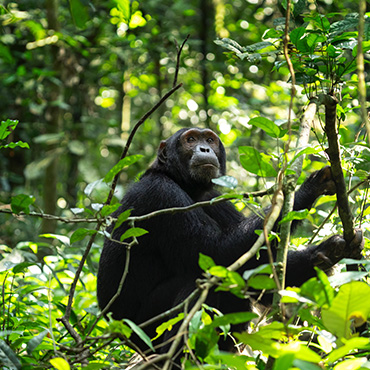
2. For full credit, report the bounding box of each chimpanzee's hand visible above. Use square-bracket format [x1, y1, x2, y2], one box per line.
[305, 166, 336, 197]
[311, 229, 364, 271]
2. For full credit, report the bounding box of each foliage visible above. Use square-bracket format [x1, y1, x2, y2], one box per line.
[0, 0, 369, 369]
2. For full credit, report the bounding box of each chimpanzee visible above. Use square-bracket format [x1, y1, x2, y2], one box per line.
[97, 127, 363, 351]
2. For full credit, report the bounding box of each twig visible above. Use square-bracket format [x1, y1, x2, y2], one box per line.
[0, 209, 100, 223]
[0, 186, 274, 224]
[173, 34, 190, 88]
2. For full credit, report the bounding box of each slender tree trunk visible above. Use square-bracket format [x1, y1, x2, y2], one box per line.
[42, 0, 62, 234]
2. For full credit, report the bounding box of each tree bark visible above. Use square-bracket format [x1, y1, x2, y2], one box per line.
[42, 0, 62, 234]
[323, 94, 355, 244]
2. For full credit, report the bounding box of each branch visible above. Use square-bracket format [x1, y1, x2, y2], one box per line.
[323, 94, 355, 242]
[0, 208, 100, 223]
[173, 34, 190, 87]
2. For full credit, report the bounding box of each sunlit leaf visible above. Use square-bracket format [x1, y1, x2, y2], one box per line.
[239, 146, 277, 177]
[153, 313, 184, 340]
[322, 281, 370, 343]
[0, 119, 18, 140]
[249, 117, 283, 138]
[280, 209, 309, 224]
[199, 253, 216, 272]
[50, 357, 71, 370]
[103, 155, 143, 183]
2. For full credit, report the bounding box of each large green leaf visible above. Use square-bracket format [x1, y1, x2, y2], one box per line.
[0, 119, 18, 140]
[239, 146, 277, 177]
[103, 155, 143, 183]
[10, 194, 35, 214]
[321, 281, 370, 343]
[69, 0, 89, 29]
[248, 117, 285, 138]
[70, 228, 97, 244]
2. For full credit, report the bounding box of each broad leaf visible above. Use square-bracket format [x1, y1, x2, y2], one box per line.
[10, 194, 35, 214]
[239, 146, 277, 177]
[321, 281, 370, 343]
[212, 175, 238, 189]
[70, 228, 97, 244]
[103, 155, 143, 183]
[248, 117, 284, 138]
[120, 227, 148, 241]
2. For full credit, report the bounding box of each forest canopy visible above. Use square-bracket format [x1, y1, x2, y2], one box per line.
[0, 0, 370, 369]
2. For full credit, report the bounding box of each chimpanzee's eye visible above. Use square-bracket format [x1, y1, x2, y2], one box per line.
[207, 137, 214, 143]
[187, 137, 196, 143]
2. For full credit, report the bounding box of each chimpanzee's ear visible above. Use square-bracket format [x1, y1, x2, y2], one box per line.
[157, 140, 167, 164]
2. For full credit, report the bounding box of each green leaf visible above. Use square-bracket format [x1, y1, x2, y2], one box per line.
[100, 203, 120, 217]
[212, 175, 238, 189]
[306, 32, 326, 50]
[249, 117, 283, 138]
[13, 262, 37, 274]
[199, 253, 216, 272]
[279, 209, 309, 224]
[27, 330, 48, 355]
[290, 27, 309, 53]
[243, 263, 274, 281]
[103, 155, 143, 183]
[113, 209, 132, 230]
[115, 0, 130, 21]
[0, 119, 18, 140]
[209, 265, 228, 278]
[50, 357, 71, 370]
[292, 0, 307, 18]
[10, 194, 35, 214]
[153, 313, 184, 340]
[244, 41, 273, 52]
[1, 140, 29, 149]
[124, 319, 154, 351]
[209, 352, 253, 370]
[108, 320, 132, 338]
[0, 339, 21, 369]
[326, 337, 370, 363]
[321, 281, 370, 343]
[239, 146, 277, 177]
[235, 330, 321, 362]
[69, 0, 89, 29]
[39, 233, 70, 246]
[70, 228, 97, 244]
[248, 275, 276, 290]
[291, 145, 322, 163]
[210, 312, 257, 328]
[214, 38, 245, 54]
[120, 227, 148, 241]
